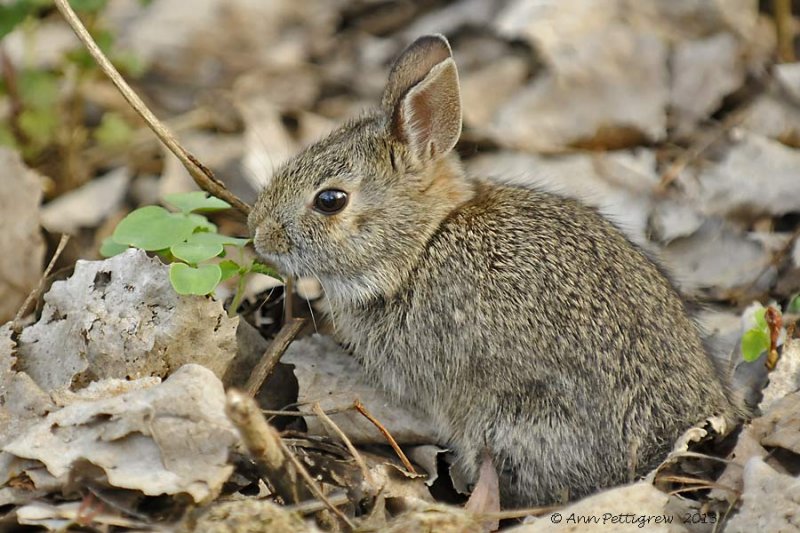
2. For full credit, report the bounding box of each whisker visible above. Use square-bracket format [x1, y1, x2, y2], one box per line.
[305, 294, 319, 334]
[311, 271, 336, 334]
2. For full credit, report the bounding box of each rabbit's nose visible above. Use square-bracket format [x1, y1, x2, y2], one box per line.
[253, 219, 291, 256]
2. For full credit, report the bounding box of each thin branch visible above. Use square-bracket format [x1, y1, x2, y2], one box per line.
[52, 0, 251, 216]
[261, 405, 354, 418]
[657, 107, 750, 191]
[479, 505, 562, 521]
[312, 402, 373, 485]
[12, 234, 70, 333]
[353, 399, 417, 475]
[285, 491, 350, 516]
[225, 390, 354, 529]
[275, 434, 355, 528]
[0, 46, 29, 146]
[245, 317, 307, 397]
[773, 0, 796, 63]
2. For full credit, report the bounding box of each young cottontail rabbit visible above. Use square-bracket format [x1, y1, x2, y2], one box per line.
[249, 35, 743, 506]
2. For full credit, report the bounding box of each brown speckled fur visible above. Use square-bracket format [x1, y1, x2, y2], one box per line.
[249, 35, 743, 507]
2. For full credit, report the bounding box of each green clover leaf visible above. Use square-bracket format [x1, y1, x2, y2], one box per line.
[169, 263, 222, 296]
[112, 206, 198, 251]
[164, 191, 231, 214]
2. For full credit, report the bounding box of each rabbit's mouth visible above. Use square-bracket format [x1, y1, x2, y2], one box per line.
[253, 249, 310, 280]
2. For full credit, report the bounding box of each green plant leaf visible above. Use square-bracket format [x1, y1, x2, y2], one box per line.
[170, 242, 224, 264]
[250, 261, 282, 280]
[112, 206, 197, 251]
[164, 191, 231, 214]
[186, 232, 250, 248]
[99, 237, 129, 257]
[94, 111, 133, 148]
[754, 307, 768, 331]
[111, 50, 147, 77]
[219, 260, 242, 281]
[19, 70, 59, 110]
[0, 1, 33, 40]
[169, 263, 222, 295]
[787, 294, 800, 314]
[187, 213, 217, 233]
[19, 108, 57, 148]
[741, 328, 770, 362]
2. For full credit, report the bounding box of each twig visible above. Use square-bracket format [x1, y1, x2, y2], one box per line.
[742, 224, 800, 296]
[226, 389, 310, 504]
[245, 317, 307, 397]
[261, 405, 354, 418]
[714, 495, 741, 533]
[12, 234, 70, 333]
[479, 505, 562, 521]
[658, 108, 750, 191]
[773, 0, 796, 63]
[765, 306, 782, 370]
[670, 485, 739, 497]
[353, 399, 417, 475]
[0, 46, 29, 146]
[225, 390, 354, 529]
[656, 474, 713, 487]
[274, 436, 354, 528]
[312, 402, 373, 484]
[285, 491, 350, 516]
[52, 0, 251, 217]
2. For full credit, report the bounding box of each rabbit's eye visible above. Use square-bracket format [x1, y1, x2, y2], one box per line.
[313, 189, 348, 214]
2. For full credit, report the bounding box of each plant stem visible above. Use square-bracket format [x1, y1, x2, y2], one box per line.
[228, 272, 247, 318]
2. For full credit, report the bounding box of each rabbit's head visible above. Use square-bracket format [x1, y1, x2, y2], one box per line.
[249, 35, 472, 303]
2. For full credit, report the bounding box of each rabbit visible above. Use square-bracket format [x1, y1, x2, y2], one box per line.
[248, 34, 744, 507]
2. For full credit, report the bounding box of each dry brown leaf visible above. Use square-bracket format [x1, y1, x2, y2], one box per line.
[0, 148, 45, 323]
[1, 364, 238, 503]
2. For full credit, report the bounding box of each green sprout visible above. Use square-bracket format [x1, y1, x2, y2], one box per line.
[101, 191, 280, 316]
[740, 307, 771, 363]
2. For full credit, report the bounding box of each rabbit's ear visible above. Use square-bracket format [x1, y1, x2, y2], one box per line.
[382, 35, 462, 161]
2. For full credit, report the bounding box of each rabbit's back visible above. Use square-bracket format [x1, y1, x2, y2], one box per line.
[335, 180, 737, 505]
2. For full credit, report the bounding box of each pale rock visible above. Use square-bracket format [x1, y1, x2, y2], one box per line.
[752, 390, 800, 456]
[758, 341, 800, 414]
[725, 457, 800, 533]
[15, 249, 238, 392]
